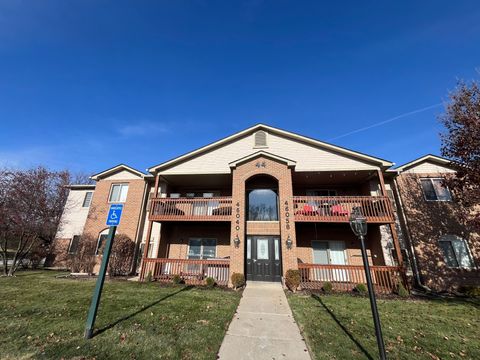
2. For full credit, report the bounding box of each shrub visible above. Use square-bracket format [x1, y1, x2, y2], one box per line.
[205, 277, 216, 288]
[146, 270, 153, 282]
[322, 281, 333, 293]
[172, 274, 183, 284]
[355, 283, 368, 294]
[396, 281, 409, 298]
[285, 269, 301, 292]
[66, 234, 97, 274]
[231, 273, 245, 289]
[459, 285, 480, 297]
[108, 234, 135, 276]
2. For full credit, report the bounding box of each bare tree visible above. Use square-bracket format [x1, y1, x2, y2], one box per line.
[439, 80, 480, 232]
[0, 167, 70, 276]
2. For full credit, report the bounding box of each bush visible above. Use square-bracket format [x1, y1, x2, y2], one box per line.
[396, 281, 409, 298]
[231, 273, 245, 289]
[322, 281, 333, 293]
[285, 269, 301, 292]
[66, 234, 97, 274]
[172, 274, 183, 284]
[354, 283, 368, 294]
[146, 270, 153, 282]
[459, 285, 480, 297]
[108, 234, 135, 276]
[205, 277, 216, 288]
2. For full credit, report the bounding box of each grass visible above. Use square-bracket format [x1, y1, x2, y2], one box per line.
[288, 292, 480, 360]
[0, 270, 241, 359]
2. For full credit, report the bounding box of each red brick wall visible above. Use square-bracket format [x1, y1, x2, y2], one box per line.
[396, 172, 480, 291]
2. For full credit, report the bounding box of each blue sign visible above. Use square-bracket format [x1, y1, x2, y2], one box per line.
[106, 204, 123, 226]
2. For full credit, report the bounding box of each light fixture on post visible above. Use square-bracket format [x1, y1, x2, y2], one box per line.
[286, 235, 292, 250]
[349, 207, 386, 360]
[233, 235, 240, 248]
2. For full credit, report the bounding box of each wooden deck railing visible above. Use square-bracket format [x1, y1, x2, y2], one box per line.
[298, 263, 403, 294]
[149, 197, 232, 221]
[293, 196, 394, 223]
[140, 258, 230, 286]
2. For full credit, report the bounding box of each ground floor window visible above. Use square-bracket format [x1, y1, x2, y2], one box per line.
[188, 238, 217, 259]
[312, 240, 347, 265]
[68, 235, 80, 254]
[96, 232, 109, 256]
[439, 235, 474, 268]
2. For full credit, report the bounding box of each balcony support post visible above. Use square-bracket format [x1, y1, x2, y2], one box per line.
[377, 170, 404, 268]
[140, 174, 160, 280]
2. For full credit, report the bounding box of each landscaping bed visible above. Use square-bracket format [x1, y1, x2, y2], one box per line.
[0, 270, 241, 359]
[288, 292, 480, 360]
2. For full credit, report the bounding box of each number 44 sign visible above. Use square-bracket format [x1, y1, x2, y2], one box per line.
[106, 204, 124, 226]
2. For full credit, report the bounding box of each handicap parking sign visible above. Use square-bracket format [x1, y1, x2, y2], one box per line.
[106, 204, 123, 226]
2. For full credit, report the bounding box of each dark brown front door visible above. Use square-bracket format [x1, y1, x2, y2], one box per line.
[246, 236, 282, 282]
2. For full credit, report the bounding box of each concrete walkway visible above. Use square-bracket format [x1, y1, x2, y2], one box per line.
[218, 282, 311, 360]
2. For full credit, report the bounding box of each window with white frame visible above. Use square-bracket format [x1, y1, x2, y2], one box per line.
[438, 235, 474, 268]
[96, 233, 109, 256]
[188, 238, 217, 259]
[68, 235, 81, 254]
[420, 178, 452, 201]
[109, 184, 129, 202]
[82, 192, 93, 207]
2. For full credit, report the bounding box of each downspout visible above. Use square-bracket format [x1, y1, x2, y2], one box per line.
[392, 174, 430, 291]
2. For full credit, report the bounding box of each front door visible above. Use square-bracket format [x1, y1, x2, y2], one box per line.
[246, 236, 282, 282]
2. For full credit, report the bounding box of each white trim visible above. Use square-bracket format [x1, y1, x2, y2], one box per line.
[187, 238, 217, 259]
[419, 177, 452, 202]
[108, 183, 129, 203]
[229, 150, 296, 168]
[91, 164, 149, 180]
[438, 235, 476, 269]
[148, 124, 393, 173]
[396, 154, 453, 172]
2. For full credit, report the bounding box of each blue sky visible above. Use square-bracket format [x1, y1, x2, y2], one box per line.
[0, 1, 479, 174]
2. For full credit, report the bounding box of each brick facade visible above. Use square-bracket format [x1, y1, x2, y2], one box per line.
[396, 172, 480, 291]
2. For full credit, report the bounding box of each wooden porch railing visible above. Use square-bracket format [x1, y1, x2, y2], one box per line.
[140, 258, 230, 286]
[298, 263, 403, 294]
[293, 196, 394, 223]
[149, 197, 232, 221]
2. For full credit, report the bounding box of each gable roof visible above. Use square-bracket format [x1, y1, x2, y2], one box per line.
[229, 150, 297, 168]
[90, 164, 151, 181]
[395, 154, 454, 172]
[148, 124, 393, 173]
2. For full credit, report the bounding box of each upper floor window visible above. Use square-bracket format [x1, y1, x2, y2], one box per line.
[420, 178, 452, 201]
[439, 235, 474, 268]
[109, 184, 129, 202]
[82, 192, 93, 207]
[248, 189, 279, 221]
[254, 130, 267, 147]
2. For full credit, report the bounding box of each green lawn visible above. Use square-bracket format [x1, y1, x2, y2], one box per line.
[288, 292, 480, 360]
[0, 271, 241, 359]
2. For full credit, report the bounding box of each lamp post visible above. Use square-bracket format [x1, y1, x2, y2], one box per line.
[349, 208, 387, 360]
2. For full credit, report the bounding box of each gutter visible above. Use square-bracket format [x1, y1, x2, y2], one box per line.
[130, 180, 151, 275]
[392, 174, 430, 292]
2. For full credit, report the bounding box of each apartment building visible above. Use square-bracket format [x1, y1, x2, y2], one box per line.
[51, 125, 479, 292]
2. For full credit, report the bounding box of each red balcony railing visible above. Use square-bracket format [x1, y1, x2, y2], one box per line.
[140, 258, 230, 286]
[293, 196, 394, 223]
[149, 197, 232, 221]
[298, 263, 403, 294]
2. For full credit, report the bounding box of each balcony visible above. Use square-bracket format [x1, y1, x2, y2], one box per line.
[149, 197, 232, 222]
[293, 196, 394, 223]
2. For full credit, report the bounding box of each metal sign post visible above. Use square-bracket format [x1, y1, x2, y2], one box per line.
[84, 204, 124, 339]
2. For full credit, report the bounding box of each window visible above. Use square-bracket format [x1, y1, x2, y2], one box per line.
[68, 235, 80, 254]
[82, 192, 93, 207]
[188, 238, 217, 259]
[96, 234, 109, 256]
[248, 189, 279, 221]
[109, 184, 129, 202]
[254, 130, 267, 147]
[439, 235, 474, 268]
[420, 178, 452, 201]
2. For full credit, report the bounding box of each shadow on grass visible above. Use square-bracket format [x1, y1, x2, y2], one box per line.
[312, 294, 374, 360]
[93, 285, 193, 337]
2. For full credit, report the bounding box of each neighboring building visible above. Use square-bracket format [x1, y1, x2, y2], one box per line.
[394, 155, 479, 291]
[51, 125, 479, 292]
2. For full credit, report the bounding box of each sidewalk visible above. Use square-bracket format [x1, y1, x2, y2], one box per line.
[218, 282, 311, 360]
